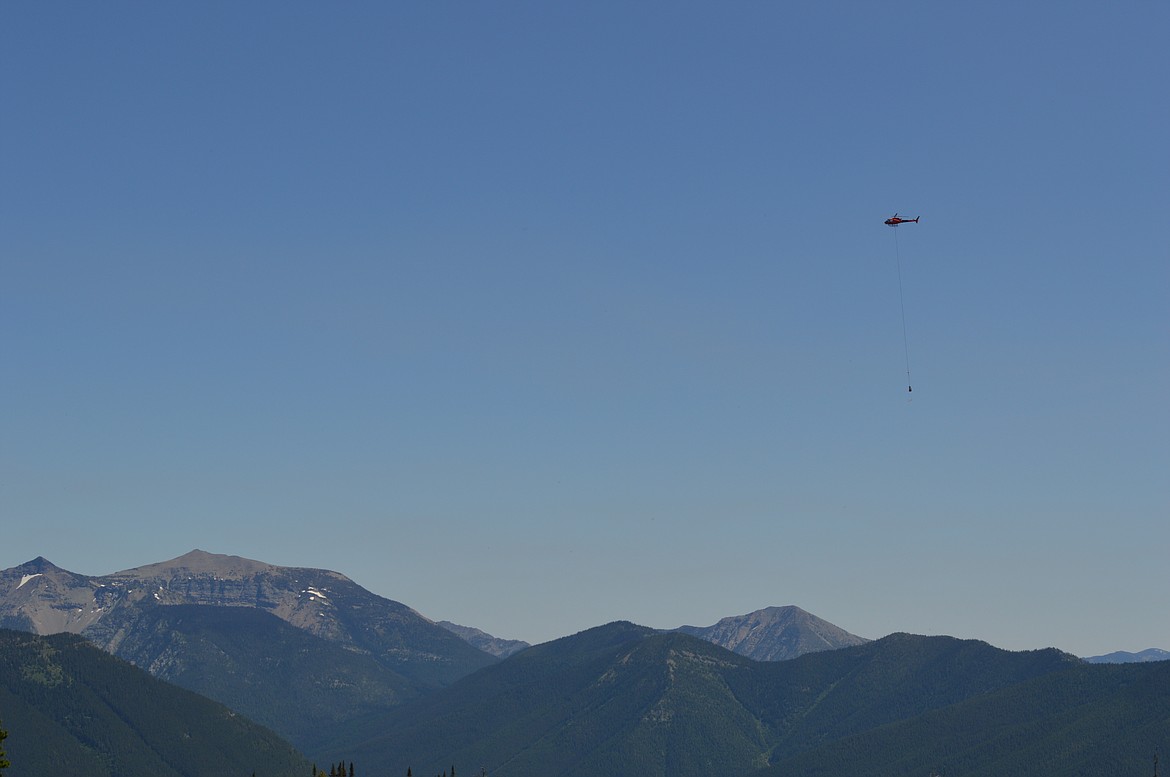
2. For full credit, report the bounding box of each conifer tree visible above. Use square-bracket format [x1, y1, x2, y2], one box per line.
[0, 719, 10, 772]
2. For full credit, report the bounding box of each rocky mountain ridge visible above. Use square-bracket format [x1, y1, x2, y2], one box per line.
[675, 605, 869, 660]
[438, 620, 531, 658]
[0, 550, 495, 688]
[1, 552, 875, 668]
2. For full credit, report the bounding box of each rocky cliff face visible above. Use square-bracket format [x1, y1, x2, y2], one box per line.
[88, 551, 374, 649]
[0, 556, 114, 635]
[0, 549, 496, 687]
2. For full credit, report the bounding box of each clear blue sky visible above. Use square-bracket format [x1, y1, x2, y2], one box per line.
[3, 2, 1167, 657]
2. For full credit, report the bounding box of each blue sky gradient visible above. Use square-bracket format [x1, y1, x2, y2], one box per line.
[3, 2, 1167, 656]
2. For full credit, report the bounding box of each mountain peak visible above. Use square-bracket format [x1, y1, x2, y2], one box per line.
[111, 549, 279, 578]
[676, 605, 868, 661]
[17, 556, 65, 574]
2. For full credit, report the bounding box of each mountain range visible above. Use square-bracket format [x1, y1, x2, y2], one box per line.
[330, 622, 1170, 777]
[1, 550, 495, 686]
[0, 551, 866, 758]
[0, 551, 497, 755]
[3, 550, 1168, 776]
[1084, 647, 1170, 664]
[437, 606, 873, 662]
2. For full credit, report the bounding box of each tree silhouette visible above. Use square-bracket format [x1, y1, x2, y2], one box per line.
[0, 719, 10, 772]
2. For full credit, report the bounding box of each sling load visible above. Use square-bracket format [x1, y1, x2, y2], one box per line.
[884, 214, 919, 393]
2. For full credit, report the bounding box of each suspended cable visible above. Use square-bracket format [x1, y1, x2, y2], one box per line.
[893, 225, 913, 394]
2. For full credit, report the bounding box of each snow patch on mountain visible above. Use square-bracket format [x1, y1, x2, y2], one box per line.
[17, 573, 42, 589]
[304, 587, 331, 604]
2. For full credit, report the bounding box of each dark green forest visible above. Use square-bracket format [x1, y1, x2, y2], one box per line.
[3, 625, 1167, 777]
[333, 625, 1170, 777]
[0, 629, 307, 777]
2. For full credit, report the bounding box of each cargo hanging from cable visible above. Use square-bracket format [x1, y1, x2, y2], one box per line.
[885, 213, 920, 394]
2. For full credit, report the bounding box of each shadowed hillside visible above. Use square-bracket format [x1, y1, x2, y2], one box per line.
[0, 629, 308, 777]
[333, 625, 1084, 777]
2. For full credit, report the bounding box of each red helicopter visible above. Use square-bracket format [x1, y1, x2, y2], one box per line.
[884, 213, 920, 226]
